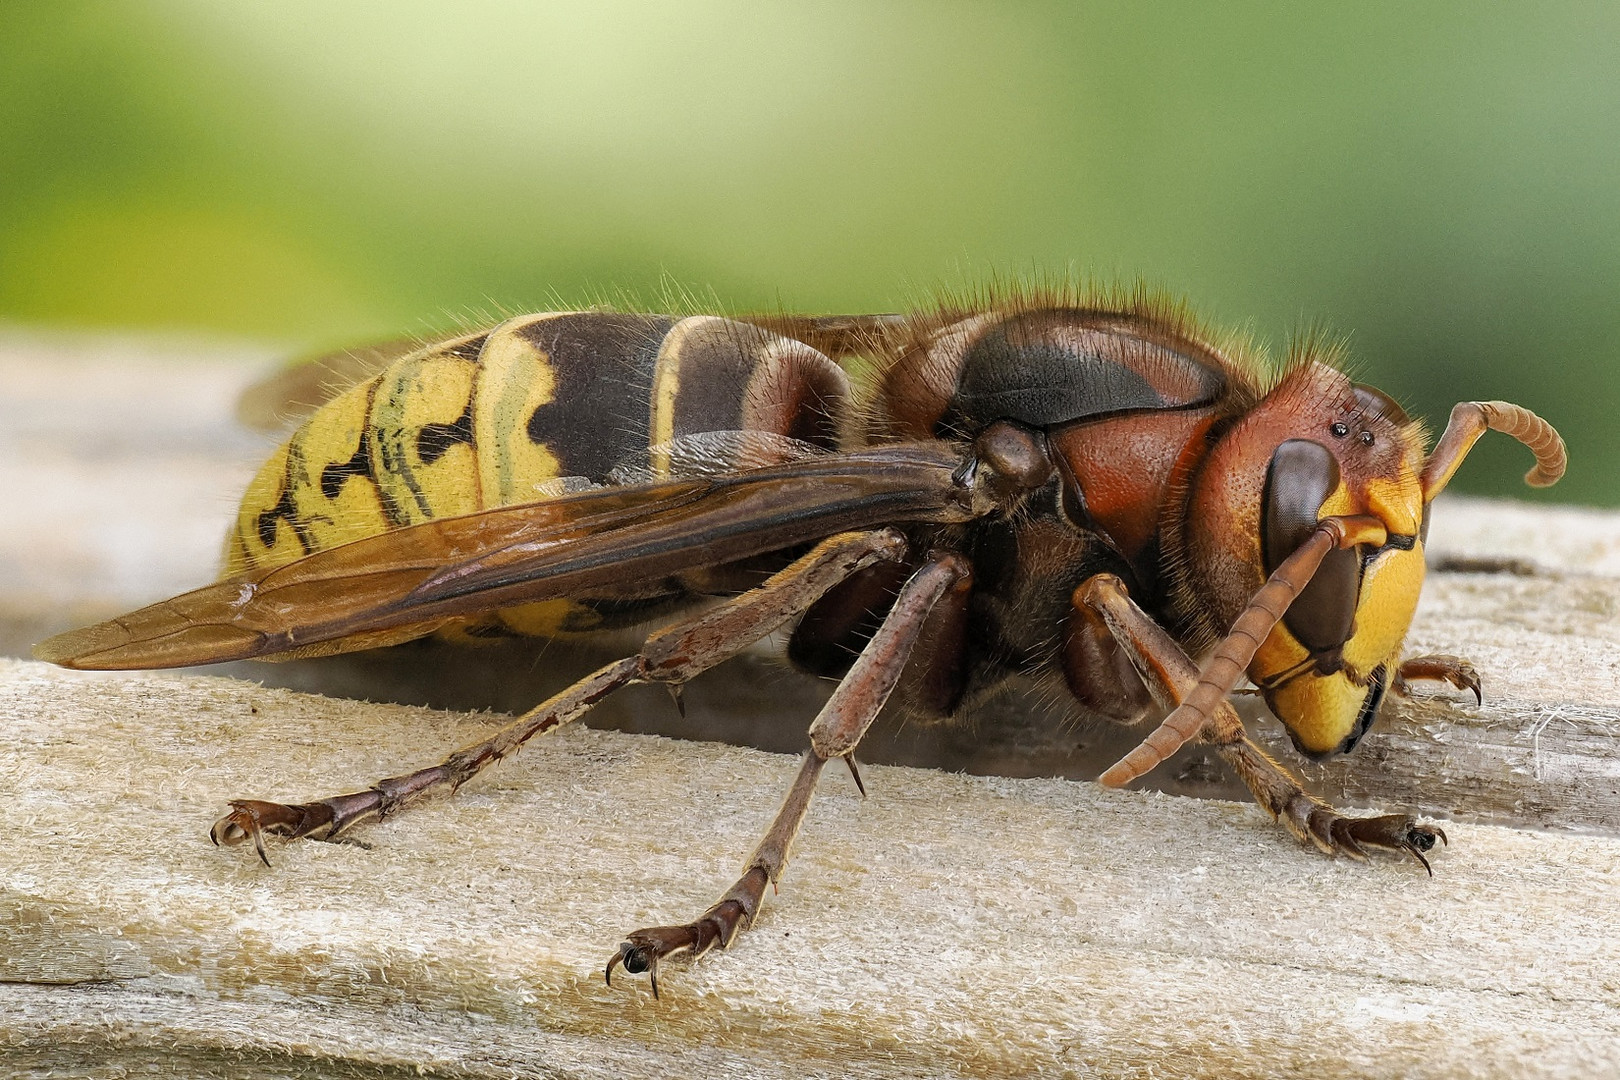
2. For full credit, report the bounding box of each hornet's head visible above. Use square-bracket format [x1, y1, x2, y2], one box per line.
[1182, 361, 1430, 757]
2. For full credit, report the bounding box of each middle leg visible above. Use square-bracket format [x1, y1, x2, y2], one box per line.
[606, 552, 972, 996]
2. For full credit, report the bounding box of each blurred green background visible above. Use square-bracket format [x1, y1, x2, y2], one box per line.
[2, 2, 1614, 502]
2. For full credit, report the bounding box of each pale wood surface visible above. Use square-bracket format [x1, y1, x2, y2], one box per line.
[3, 331, 1618, 1077]
[4, 658, 1620, 1078]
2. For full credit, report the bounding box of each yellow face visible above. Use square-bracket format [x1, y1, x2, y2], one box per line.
[1250, 460, 1428, 757]
[1254, 540, 1425, 755]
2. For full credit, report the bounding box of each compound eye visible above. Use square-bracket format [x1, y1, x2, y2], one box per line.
[1262, 439, 1360, 658]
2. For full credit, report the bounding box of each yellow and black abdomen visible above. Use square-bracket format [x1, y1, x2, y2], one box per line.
[226, 311, 850, 640]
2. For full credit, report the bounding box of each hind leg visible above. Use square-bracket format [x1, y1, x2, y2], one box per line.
[211, 529, 907, 865]
[606, 553, 972, 996]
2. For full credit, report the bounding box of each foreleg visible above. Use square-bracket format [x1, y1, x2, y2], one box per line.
[1074, 574, 1446, 872]
[1393, 654, 1481, 703]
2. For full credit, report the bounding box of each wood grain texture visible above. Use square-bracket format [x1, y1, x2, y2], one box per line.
[3, 657, 1619, 1079]
[3, 331, 1618, 1077]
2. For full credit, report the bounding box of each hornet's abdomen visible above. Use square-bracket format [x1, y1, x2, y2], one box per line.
[227, 312, 849, 638]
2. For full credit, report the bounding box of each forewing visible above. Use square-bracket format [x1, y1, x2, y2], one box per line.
[237, 314, 902, 434]
[36, 443, 971, 670]
[235, 329, 489, 432]
[739, 313, 909, 358]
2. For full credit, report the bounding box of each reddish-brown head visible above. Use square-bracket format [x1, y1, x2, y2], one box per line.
[1182, 361, 1428, 757]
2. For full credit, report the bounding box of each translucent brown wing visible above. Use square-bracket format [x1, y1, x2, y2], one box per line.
[237, 315, 904, 434]
[738, 313, 910, 358]
[36, 443, 972, 670]
[235, 329, 489, 433]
